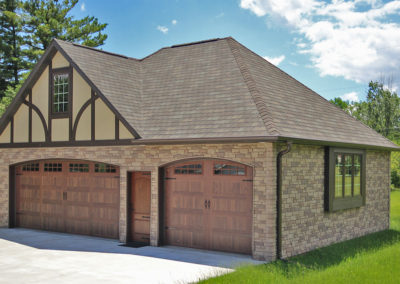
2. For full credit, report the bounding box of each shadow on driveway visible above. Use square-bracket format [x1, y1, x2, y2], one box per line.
[0, 228, 263, 269]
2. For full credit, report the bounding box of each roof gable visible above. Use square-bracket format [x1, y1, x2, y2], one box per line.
[0, 40, 140, 140]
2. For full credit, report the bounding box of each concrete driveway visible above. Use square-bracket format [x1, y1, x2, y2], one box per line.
[0, 228, 262, 284]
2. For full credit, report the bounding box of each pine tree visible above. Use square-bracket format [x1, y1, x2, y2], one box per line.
[23, 0, 107, 64]
[0, 0, 107, 100]
[0, 0, 26, 99]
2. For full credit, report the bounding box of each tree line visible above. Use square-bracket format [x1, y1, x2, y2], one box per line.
[330, 81, 400, 141]
[330, 81, 400, 188]
[0, 0, 107, 103]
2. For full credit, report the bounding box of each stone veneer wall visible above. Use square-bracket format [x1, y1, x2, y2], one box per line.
[0, 142, 276, 260]
[280, 144, 391, 258]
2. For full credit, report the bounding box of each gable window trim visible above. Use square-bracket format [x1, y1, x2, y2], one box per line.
[50, 66, 72, 119]
[327, 147, 366, 212]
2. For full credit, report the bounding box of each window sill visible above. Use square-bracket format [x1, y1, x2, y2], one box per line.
[331, 195, 364, 211]
[51, 112, 69, 119]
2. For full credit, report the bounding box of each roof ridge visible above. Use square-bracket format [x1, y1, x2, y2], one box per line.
[170, 38, 221, 48]
[226, 38, 279, 136]
[54, 39, 139, 61]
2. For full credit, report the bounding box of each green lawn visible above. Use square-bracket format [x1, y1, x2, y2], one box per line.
[200, 190, 400, 284]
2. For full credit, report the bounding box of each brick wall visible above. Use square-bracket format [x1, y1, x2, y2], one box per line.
[280, 144, 390, 258]
[0, 142, 276, 260]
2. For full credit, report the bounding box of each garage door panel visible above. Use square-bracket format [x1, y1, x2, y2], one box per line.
[16, 213, 41, 229]
[42, 215, 64, 231]
[15, 160, 120, 239]
[166, 211, 205, 228]
[166, 194, 204, 211]
[164, 159, 253, 254]
[91, 206, 119, 221]
[166, 228, 207, 248]
[210, 233, 251, 254]
[91, 222, 118, 238]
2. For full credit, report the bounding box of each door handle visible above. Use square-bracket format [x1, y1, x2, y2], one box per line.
[204, 200, 207, 209]
[207, 200, 210, 209]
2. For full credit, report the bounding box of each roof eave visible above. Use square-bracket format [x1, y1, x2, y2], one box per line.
[276, 136, 400, 151]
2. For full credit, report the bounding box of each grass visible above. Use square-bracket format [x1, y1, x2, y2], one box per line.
[200, 191, 400, 284]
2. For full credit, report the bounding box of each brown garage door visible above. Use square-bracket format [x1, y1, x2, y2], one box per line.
[164, 159, 253, 254]
[15, 160, 120, 238]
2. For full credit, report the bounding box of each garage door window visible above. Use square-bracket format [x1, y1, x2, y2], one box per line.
[174, 164, 202, 175]
[69, 163, 89, 173]
[44, 163, 62, 172]
[214, 164, 245, 175]
[22, 163, 39, 172]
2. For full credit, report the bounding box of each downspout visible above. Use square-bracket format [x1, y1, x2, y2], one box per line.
[276, 141, 292, 260]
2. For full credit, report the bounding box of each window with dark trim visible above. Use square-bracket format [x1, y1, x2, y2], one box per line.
[22, 163, 39, 172]
[174, 164, 202, 174]
[95, 163, 117, 173]
[44, 163, 62, 172]
[69, 163, 89, 173]
[327, 148, 366, 211]
[53, 73, 69, 113]
[214, 164, 245, 175]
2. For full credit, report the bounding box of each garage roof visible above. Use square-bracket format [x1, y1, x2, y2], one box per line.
[3, 37, 399, 150]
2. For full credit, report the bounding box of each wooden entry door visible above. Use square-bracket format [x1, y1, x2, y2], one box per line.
[164, 160, 253, 254]
[128, 172, 151, 243]
[15, 160, 120, 239]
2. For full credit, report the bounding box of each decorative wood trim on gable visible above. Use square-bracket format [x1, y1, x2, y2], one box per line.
[22, 100, 49, 142]
[91, 89, 95, 141]
[28, 90, 32, 143]
[53, 40, 141, 140]
[0, 40, 140, 148]
[115, 116, 119, 141]
[10, 117, 14, 144]
[72, 92, 98, 141]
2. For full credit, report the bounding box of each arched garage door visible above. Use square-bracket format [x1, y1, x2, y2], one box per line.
[164, 159, 253, 254]
[14, 160, 119, 239]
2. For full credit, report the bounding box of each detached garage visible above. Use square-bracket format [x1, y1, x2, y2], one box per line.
[0, 37, 397, 261]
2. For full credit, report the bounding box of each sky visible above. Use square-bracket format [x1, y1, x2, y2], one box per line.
[71, 0, 400, 102]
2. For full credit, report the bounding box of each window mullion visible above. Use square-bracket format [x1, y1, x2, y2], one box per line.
[342, 156, 345, 198]
[351, 154, 354, 197]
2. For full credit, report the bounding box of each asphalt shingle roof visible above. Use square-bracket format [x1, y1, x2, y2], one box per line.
[53, 37, 398, 149]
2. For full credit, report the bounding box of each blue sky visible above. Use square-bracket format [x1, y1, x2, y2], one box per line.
[71, 0, 400, 102]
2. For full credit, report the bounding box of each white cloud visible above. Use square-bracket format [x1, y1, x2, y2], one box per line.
[341, 91, 360, 102]
[157, 25, 169, 34]
[240, 0, 400, 86]
[263, 55, 286, 66]
[80, 3, 85, 11]
[172, 19, 177, 25]
[216, 12, 225, 18]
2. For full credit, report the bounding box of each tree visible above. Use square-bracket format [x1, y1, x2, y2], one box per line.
[330, 97, 350, 111]
[0, 0, 108, 100]
[0, 0, 27, 98]
[364, 81, 400, 138]
[23, 0, 107, 64]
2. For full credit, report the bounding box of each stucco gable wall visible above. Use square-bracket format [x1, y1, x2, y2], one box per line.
[280, 144, 390, 258]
